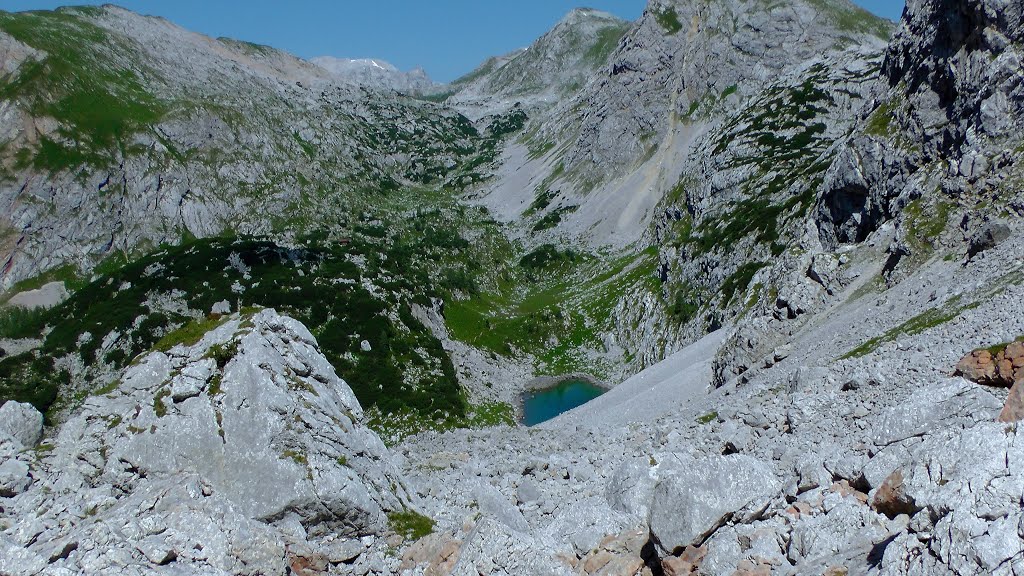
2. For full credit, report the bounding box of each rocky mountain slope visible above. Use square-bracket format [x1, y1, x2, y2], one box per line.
[0, 6, 497, 288]
[447, 8, 630, 118]
[2, 0, 1024, 574]
[467, 0, 893, 249]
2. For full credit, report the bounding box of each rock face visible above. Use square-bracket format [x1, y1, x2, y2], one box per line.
[0, 309, 414, 573]
[562, 0, 891, 183]
[818, 0, 1024, 248]
[449, 8, 629, 118]
[648, 454, 780, 554]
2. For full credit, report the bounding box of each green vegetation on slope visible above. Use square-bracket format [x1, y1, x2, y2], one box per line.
[661, 62, 868, 319]
[0, 178, 534, 436]
[653, 7, 683, 35]
[841, 296, 981, 359]
[583, 22, 630, 65]
[445, 247, 660, 377]
[805, 0, 894, 41]
[0, 8, 165, 172]
[388, 510, 435, 541]
[0, 238, 463, 422]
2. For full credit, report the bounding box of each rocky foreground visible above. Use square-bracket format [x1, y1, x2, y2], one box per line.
[2, 226, 1023, 575]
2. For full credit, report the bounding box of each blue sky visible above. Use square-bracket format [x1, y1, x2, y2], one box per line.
[3, 1, 906, 82]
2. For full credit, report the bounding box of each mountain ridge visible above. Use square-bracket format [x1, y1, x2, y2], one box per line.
[311, 55, 440, 94]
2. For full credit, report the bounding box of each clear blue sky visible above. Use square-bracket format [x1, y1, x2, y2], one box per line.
[3, 1, 906, 82]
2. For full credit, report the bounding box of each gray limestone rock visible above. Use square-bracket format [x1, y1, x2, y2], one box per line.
[967, 221, 1012, 258]
[648, 453, 781, 554]
[605, 457, 657, 520]
[0, 309, 413, 573]
[0, 401, 43, 448]
[0, 458, 31, 497]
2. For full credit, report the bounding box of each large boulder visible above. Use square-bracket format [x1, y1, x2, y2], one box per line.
[648, 453, 781, 555]
[0, 459, 31, 497]
[877, 422, 1024, 573]
[3, 309, 415, 573]
[0, 401, 43, 448]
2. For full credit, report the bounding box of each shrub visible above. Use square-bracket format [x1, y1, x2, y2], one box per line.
[654, 7, 683, 34]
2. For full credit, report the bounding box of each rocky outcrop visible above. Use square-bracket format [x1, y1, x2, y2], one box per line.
[818, 0, 1024, 249]
[956, 339, 1024, 422]
[0, 309, 415, 573]
[956, 340, 1024, 386]
[883, 0, 1024, 158]
[561, 0, 891, 183]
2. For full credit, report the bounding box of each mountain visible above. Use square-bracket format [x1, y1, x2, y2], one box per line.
[2, 0, 1024, 574]
[310, 56, 439, 94]
[465, 0, 895, 248]
[0, 6, 500, 288]
[448, 8, 631, 118]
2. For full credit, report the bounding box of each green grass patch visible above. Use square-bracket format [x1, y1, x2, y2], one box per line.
[93, 380, 120, 396]
[153, 388, 170, 417]
[904, 198, 952, 243]
[653, 7, 683, 34]
[293, 132, 317, 159]
[532, 205, 577, 232]
[205, 341, 238, 369]
[387, 510, 434, 541]
[720, 262, 767, 306]
[153, 316, 228, 353]
[367, 400, 515, 445]
[584, 22, 629, 64]
[445, 246, 659, 376]
[696, 411, 718, 424]
[518, 244, 580, 271]
[865, 100, 894, 137]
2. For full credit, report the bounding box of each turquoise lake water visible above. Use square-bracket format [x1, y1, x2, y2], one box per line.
[521, 379, 606, 426]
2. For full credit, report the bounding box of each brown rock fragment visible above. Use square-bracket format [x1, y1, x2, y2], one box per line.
[955, 350, 1000, 384]
[662, 545, 706, 576]
[871, 469, 920, 518]
[574, 529, 654, 576]
[998, 381, 1024, 423]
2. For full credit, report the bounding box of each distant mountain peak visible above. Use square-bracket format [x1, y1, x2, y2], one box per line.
[310, 55, 437, 94]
